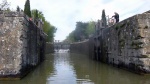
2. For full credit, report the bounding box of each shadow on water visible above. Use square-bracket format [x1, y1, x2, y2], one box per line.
[1, 50, 150, 84]
[70, 53, 150, 84]
[0, 53, 55, 84]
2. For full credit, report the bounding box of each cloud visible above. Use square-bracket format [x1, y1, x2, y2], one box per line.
[101, 0, 114, 4]
[6, 0, 150, 41]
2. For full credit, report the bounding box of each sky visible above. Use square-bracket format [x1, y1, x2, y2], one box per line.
[1, 0, 150, 41]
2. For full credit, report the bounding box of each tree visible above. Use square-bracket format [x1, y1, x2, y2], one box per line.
[0, 0, 10, 10]
[31, 9, 39, 19]
[65, 31, 75, 43]
[43, 20, 57, 42]
[16, 6, 20, 12]
[31, 9, 57, 42]
[74, 22, 88, 41]
[24, 0, 31, 17]
[65, 21, 95, 42]
[35, 9, 38, 19]
[86, 21, 95, 37]
[101, 9, 107, 27]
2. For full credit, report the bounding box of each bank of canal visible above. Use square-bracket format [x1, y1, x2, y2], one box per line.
[1, 51, 150, 84]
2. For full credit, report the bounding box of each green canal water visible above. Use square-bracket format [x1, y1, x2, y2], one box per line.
[1, 51, 150, 84]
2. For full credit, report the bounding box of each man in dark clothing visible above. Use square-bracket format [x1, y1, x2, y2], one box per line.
[112, 12, 119, 23]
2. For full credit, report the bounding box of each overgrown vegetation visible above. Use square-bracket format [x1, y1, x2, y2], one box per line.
[65, 21, 95, 42]
[31, 9, 57, 42]
[24, 0, 57, 42]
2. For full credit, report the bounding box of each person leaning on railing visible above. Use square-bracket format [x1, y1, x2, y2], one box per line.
[112, 12, 119, 23]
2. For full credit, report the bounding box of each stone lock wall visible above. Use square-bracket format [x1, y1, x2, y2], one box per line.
[70, 10, 150, 74]
[45, 42, 54, 54]
[0, 11, 46, 79]
[70, 40, 90, 55]
[94, 11, 150, 74]
[70, 37, 94, 58]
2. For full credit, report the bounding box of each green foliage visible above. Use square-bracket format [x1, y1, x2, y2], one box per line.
[31, 9, 41, 19]
[101, 9, 107, 27]
[86, 21, 95, 36]
[24, 0, 31, 17]
[31, 9, 57, 42]
[65, 31, 75, 42]
[74, 22, 88, 41]
[65, 21, 95, 42]
[43, 21, 57, 42]
[35, 10, 38, 19]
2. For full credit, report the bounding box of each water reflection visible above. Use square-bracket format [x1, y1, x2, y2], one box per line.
[70, 53, 150, 84]
[1, 51, 150, 84]
[47, 51, 77, 84]
[0, 53, 55, 84]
